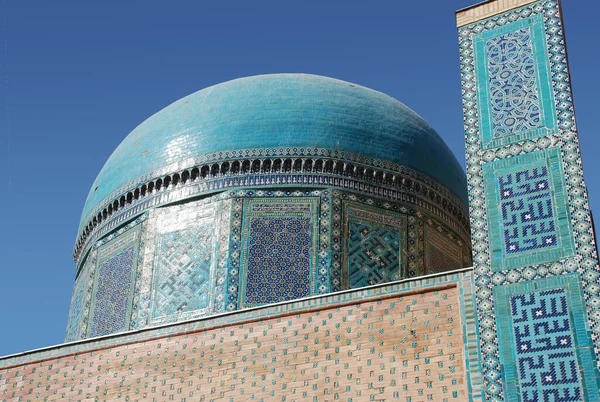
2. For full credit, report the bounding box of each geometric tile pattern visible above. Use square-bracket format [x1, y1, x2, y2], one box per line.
[425, 227, 465, 275]
[498, 164, 556, 254]
[347, 221, 401, 288]
[152, 222, 215, 319]
[240, 198, 318, 307]
[133, 201, 218, 328]
[244, 216, 312, 305]
[486, 26, 541, 138]
[483, 148, 574, 272]
[427, 244, 462, 274]
[337, 195, 470, 288]
[494, 275, 600, 402]
[64, 254, 93, 342]
[458, 1, 600, 400]
[89, 246, 136, 337]
[510, 289, 583, 401]
[227, 191, 329, 311]
[473, 13, 556, 150]
[342, 202, 407, 290]
[88, 229, 139, 338]
[2, 276, 472, 401]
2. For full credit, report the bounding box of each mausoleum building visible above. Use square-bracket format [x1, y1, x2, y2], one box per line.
[1, 0, 599, 401]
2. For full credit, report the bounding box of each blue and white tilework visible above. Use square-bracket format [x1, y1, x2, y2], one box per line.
[343, 203, 405, 288]
[135, 200, 221, 327]
[458, 0, 600, 400]
[240, 198, 318, 307]
[64, 250, 96, 342]
[510, 289, 582, 401]
[494, 275, 599, 401]
[152, 220, 216, 320]
[499, 164, 555, 253]
[486, 26, 541, 138]
[70, 187, 471, 336]
[473, 13, 556, 150]
[347, 222, 402, 287]
[88, 228, 140, 338]
[483, 149, 574, 272]
[226, 190, 332, 311]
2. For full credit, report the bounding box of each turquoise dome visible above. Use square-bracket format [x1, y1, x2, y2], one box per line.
[80, 74, 467, 229]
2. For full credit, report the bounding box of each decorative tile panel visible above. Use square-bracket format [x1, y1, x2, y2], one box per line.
[495, 276, 599, 401]
[487, 26, 541, 137]
[152, 222, 215, 320]
[458, 1, 600, 400]
[342, 202, 405, 289]
[346, 221, 402, 287]
[483, 148, 574, 271]
[240, 198, 318, 307]
[499, 164, 555, 253]
[226, 190, 332, 311]
[135, 200, 219, 328]
[64, 251, 96, 342]
[473, 14, 556, 149]
[88, 228, 140, 338]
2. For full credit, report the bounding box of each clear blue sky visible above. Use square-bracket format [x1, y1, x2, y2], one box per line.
[1, 0, 598, 357]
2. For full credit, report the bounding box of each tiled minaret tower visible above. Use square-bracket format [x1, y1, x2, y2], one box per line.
[457, 0, 600, 400]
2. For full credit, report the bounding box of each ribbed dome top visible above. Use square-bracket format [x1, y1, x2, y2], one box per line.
[80, 74, 467, 228]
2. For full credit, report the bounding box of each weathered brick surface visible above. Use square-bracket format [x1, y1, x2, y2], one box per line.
[1, 286, 466, 401]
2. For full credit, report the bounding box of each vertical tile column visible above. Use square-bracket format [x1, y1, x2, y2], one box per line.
[456, 0, 600, 400]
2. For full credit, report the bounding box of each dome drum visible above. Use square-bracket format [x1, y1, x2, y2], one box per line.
[66, 186, 471, 342]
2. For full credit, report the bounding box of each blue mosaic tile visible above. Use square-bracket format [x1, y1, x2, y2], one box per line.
[473, 13, 556, 150]
[483, 148, 574, 272]
[499, 164, 555, 253]
[486, 27, 541, 138]
[227, 192, 328, 311]
[243, 216, 312, 306]
[495, 276, 600, 402]
[510, 289, 582, 401]
[152, 223, 215, 319]
[88, 230, 139, 338]
[65, 259, 91, 342]
[459, 1, 600, 399]
[485, 27, 541, 137]
[346, 221, 401, 288]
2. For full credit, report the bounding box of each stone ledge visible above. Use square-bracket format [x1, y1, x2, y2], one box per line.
[456, 0, 538, 27]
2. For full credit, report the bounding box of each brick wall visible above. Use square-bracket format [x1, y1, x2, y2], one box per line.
[1, 272, 477, 402]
